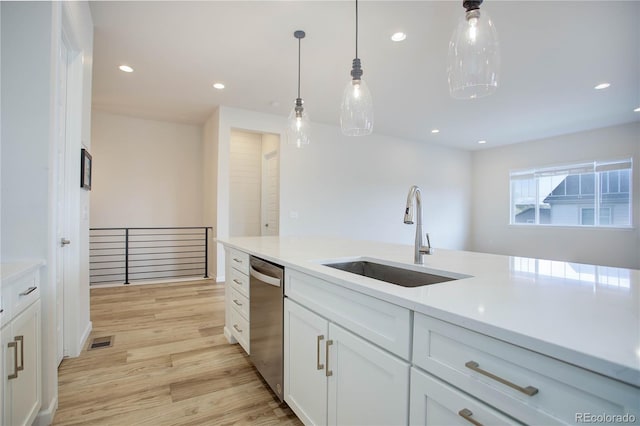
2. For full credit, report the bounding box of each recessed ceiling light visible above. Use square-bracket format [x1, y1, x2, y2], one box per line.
[213, 83, 225, 90]
[478, 140, 487, 144]
[391, 32, 407, 42]
[119, 65, 134, 73]
[431, 129, 440, 134]
[634, 107, 640, 112]
[594, 83, 610, 90]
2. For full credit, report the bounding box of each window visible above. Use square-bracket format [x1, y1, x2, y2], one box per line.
[510, 159, 632, 227]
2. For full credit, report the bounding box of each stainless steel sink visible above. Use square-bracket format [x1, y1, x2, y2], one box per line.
[322, 259, 465, 288]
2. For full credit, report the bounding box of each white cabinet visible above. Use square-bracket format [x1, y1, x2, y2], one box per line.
[224, 248, 250, 353]
[284, 298, 410, 426]
[2, 262, 42, 426]
[410, 367, 519, 426]
[413, 313, 640, 425]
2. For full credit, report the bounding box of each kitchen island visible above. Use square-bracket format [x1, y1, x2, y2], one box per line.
[218, 236, 639, 425]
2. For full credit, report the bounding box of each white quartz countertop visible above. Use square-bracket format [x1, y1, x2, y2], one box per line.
[1, 260, 45, 285]
[218, 236, 640, 388]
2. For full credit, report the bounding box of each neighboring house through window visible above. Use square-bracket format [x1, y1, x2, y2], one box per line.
[510, 159, 632, 227]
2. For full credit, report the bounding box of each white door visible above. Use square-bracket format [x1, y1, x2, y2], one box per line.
[284, 299, 328, 425]
[55, 39, 70, 365]
[327, 322, 411, 426]
[261, 150, 279, 236]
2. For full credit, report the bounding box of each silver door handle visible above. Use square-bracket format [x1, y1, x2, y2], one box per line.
[325, 340, 334, 377]
[233, 299, 243, 307]
[61, 238, 71, 246]
[316, 335, 325, 370]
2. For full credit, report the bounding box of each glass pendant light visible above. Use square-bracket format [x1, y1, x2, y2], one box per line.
[287, 30, 310, 148]
[447, 0, 500, 99]
[340, 0, 374, 136]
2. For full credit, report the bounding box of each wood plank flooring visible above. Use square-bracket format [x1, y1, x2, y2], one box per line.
[53, 280, 302, 426]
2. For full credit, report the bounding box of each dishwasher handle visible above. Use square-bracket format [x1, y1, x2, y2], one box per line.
[250, 264, 282, 287]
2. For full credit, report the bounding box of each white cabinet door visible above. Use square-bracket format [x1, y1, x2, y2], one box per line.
[284, 298, 329, 426]
[3, 300, 41, 426]
[327, 323, 410, 426]
[410, 367, 519, 426]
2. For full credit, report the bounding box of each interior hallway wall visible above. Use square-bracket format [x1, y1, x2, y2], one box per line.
[90, 110, 204, 227]
[470, 122, 640, 269]
[212, 106, 472, 279]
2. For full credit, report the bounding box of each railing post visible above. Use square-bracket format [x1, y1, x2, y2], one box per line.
[124, 228, 130, 284]
[204, 227, 209, 278]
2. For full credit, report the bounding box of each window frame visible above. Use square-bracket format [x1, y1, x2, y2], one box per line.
[509, 158, 633, 229]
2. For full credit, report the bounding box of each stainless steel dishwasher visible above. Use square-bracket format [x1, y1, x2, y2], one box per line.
[249, 256, 284, 401]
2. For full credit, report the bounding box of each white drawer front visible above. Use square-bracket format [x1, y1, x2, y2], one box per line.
[413, 314, 640, 425]
[230, 307, 249, 354]
[5, 272, 40, 327]
[228, 267, 249, 298]
[286, 269, 411, 360]
[410, 367, 520, 426]
[228, 248, 249, 275]
[230, 286, 249, 320]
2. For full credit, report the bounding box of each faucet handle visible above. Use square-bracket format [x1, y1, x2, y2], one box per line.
[423, 233, 433, 255]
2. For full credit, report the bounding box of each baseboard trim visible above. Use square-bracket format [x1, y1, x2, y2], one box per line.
[79, 320, 92, 352]
[224, 326, 238, 344]
[34, 395, 58, 426]
[216, 275, 225, 283]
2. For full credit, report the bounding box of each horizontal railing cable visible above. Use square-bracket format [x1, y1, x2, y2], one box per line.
[89, 226, 213, 285]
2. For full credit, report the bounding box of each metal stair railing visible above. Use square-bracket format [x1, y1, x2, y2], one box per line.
[89, 226, 213, 285]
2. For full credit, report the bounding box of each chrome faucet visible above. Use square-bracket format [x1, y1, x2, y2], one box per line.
[404, 185, 432, 264]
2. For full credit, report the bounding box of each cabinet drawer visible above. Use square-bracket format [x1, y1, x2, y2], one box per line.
[230, 286, 249, 320]
[230, 307, 249, 354]
[228, 248, 249, 275]
[3, 272, 40, 328]
[286, 269, 411, 360]
[228, 267, 249, 298]
[410, 367, 520, 426]
[413, 314, 640, 425]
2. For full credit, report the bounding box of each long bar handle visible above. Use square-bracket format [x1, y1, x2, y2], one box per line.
[232, 279, 242, 285]
[19, 287, 37, 296]
[233, 258, 243, 264]
[7, 341, 18, 379]
[316, 335, 325, 370]
[233, 299, 243, 307]
[15, 336, 24, 371]
[233, 324, 243, 333]
[458, 409, 483, 426]
[465, 361, 538, 396]
[325, 340, 334, 377]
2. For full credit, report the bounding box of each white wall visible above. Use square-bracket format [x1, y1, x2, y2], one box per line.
[229, 130, 262, 237]
[214, 106, 472, 279]
[90, 111, 204, 227]
[471, 122, 640, 269]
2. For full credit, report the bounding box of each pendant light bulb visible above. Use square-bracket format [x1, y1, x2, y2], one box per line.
[447, 1, 500, 100]
[340, 0, 374, 136]
[287, 30, 310, 147]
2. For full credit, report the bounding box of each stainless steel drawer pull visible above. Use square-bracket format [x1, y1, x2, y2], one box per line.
[316, 335, 325, 370]
[7, 341, 18, 380]
[233, 299, 243, 306]
[458, 409, 483, 426]
[233, 324, 243, 333]
[233, 279, 242, 285]
[233, 258, 243, 264]
[15, 336, 24, 371]
[465, 361, 539, 396]
[325, 340, 334, 377]
[19, 286, 37, 296]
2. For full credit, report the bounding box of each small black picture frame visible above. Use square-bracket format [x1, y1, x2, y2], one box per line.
[81, 148, 92, 190]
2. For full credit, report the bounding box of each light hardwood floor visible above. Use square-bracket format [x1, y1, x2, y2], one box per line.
[53, 280, 302, 426]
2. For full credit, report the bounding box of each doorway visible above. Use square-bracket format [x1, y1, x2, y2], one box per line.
[229, 130, 280, 237]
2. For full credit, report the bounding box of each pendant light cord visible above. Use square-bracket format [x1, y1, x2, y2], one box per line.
[297, 37, 301, 99]
[355, 0, 359, 59]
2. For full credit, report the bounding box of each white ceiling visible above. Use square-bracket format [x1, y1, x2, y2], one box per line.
[89, 1, 640, 150]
